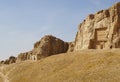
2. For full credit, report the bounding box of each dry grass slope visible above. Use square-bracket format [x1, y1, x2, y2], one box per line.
[0, 77, 3, 82]
[0, 49, 120, 82]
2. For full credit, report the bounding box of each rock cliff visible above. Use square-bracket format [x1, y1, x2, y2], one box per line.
[74, 2, 120, 50]
[17, 35, 69, 62]
[1, 2, 120, 64]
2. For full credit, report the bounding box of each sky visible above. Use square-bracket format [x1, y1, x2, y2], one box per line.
[0, 0, 119, 60]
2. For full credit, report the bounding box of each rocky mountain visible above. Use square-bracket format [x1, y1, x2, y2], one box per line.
[74, 2, 120, 50]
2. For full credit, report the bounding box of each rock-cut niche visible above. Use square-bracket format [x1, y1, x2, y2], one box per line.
[89, 27, 107, 49]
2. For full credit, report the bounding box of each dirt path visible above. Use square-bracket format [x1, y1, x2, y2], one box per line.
[0, 72, 9, 82]
[0, 65, 12, 82]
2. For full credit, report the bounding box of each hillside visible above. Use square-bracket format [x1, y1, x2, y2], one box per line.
[0, 49, 120, 82]
[1, 2, 120, 65]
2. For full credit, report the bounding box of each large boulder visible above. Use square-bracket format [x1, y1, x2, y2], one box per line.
[74, 2, 120, 50]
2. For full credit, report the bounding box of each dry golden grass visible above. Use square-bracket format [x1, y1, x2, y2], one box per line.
[1, 49, 120, 82]
[0, 76, 3, 82]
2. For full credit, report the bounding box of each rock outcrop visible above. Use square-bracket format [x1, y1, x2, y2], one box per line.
[2, 2, 120, 64]
[17, 35, 69, 62]
[17, 52, 31, 62]
[74, 2, 120, 50]
[0, 56, 16, 64]
[67, 42, 75, 52]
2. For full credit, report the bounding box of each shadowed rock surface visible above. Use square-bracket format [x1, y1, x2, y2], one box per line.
[0, 56, 16, 64]
[67, 42, 75, 52]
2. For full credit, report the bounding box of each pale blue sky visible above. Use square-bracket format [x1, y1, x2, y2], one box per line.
[0, 0, 119, 60]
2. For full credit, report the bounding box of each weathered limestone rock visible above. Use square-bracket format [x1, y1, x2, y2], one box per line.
[17, 52, 31, 62]
[67, 42, 75, 52]
[17, 35, 69, 62]
[74, 2, 120, 50]
[32, 35, 69, 60]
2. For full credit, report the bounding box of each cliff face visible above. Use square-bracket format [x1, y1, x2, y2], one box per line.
[17, 35, 69, 62]
[1, 2, 120, 64]
[32, 35, 69, 59]
[74, 2, 120, 50]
